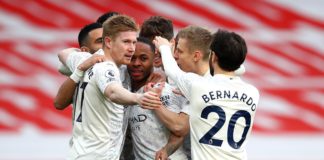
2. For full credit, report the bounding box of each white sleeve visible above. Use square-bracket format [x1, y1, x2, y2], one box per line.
[95, 62, 121, 94]
[158, 83, 187, 113]
[66, 51, 91, 72]
[159, 45, 199, 100]
[58, 63, 72, 76]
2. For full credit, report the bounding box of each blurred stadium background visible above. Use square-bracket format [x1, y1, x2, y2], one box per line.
[0, 0, 323, 159]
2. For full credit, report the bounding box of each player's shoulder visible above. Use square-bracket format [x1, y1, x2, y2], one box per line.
[91, 61, 119, 78]
[68, 51, 92, 60]
[93, 61, 117, 69]
[241, 80, 260, 97]
[184, 72, 204, 82]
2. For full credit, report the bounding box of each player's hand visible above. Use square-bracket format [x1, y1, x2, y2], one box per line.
[172, 88, 184, 97]
[153, 36, 171, 50]
[155, 147, 169, 160]
[77, 54, 105, 71]
[137, 91, 162, 110]
[147, 71, 166, 83]
[144, 82, 164, 97]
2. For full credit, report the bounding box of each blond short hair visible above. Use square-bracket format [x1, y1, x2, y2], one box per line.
[102, 15, 139, 40]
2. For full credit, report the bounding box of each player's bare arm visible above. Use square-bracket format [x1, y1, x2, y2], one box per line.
[155, 107, 189, 136]
[145, 82, 189, 136]
[155, 133, 185, 160]
[104, 83, 162, 109]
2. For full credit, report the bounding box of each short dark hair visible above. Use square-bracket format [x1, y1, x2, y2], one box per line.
[78, 22, 102, 47]
[96, 11, 119, 24]
[139, 16, 174, 41]
[210, 29, 247, 71]
[137, 37, 155, 53]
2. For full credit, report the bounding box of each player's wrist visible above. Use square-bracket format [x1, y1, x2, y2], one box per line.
[134, 93, 142, 104]
[70, 68, 84, 83]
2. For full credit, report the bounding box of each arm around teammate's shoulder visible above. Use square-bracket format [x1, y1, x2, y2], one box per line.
[58, 48, 81, 66]
[104, 83, 162, 109]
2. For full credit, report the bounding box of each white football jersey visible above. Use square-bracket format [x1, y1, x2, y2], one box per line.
[64, 50, 101, 150]
[66, 49, 125, 160]
[173, 73, 259, 160]
[159, 45, 260, 160]
[128, 83, 188, 160]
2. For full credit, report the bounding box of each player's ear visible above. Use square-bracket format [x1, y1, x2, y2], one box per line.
[211, 51, 217, 62]
[104, 36, 112, 49]
[193, 50, 202, 62]
[80, 46, 89, 52]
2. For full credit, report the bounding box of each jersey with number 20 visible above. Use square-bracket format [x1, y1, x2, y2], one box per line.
[178, 73, 259, 160]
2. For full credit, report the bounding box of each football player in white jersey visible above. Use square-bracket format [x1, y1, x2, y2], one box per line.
[57, 15, 162, 160]
[154, 29, 260, 160]
[154, 26, 247, 160]
[54, 22, 104, 157]
[125, 37, 187, 160]
[154, 25, 213, 160]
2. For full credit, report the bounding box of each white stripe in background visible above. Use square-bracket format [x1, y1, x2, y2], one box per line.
[46, 0, 102, 22]
[304, 91, 324, 109]
[1, 0, 72, 27]
[0, 90, 36, 110]
[280, 43, 324, 72]
[245, 76, 324, 89]
[187, 0, 263, 29]
[253, 113, 282, 130]
[258, 93, 324, 130]
[0, 10, 77, 42]
[248, 45, 306, 75]
[269, 0, 324, 21]
[0, 109, 20, 127]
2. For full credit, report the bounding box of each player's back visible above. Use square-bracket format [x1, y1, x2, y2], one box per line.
[189, 74, 259, 160]
[69, 61, 124, 160]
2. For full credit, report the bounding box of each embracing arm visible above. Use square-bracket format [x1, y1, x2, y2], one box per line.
[154, 107, 189, 137]
[153, 37, 185, 82]
[58, 48, 80, 66]
[54, 77, 78, 110]
[104, 83, 162, 109]
[54, 54, 105, 110]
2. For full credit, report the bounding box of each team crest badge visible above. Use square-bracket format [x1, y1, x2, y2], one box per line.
[105, 70, 115, 78]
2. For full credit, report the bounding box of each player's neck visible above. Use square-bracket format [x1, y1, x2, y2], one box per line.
[103, 48, 120, 67]
[213, 65, 235, 76]
[196, 62, 209, 76]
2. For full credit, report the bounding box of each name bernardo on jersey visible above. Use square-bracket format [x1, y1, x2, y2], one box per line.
[201, 90, 257, 111]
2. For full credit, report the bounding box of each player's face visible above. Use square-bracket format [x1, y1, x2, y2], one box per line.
[127, 42, 154, 82]
[153, 50, 162, 68]
[174, 38, 195, 72]
[87, 28, 103, 54]
[110, 31, 137, 66]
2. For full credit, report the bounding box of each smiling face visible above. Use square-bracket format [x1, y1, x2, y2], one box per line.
[110, 31, 137, 66]
[127, 41, 154, 84]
